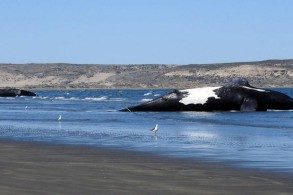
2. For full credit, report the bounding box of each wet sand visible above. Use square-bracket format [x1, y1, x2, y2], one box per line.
[0, 141, 293, 195]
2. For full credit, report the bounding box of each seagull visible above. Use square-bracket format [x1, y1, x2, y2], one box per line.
[151, 124, 159, 135]
[25, 106, 28, 110]
[58, 115, 62, 121]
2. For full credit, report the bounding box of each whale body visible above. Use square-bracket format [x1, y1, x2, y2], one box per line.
[0, 88, 37, 97]
[120, 78, 293, 112]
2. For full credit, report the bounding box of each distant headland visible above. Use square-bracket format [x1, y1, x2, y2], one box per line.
[0, 59, 292, 89]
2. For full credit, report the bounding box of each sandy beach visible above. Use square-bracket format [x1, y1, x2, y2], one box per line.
[0, 141, 292, 194]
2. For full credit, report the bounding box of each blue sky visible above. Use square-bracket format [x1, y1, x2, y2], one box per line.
[0, 0, 292, 64]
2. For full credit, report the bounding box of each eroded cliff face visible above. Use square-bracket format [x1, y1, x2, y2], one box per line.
[0, 60, 292, 89]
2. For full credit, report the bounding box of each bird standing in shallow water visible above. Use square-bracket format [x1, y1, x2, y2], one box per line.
[58, 115, 62, 121]
[151, 124, 159, 135]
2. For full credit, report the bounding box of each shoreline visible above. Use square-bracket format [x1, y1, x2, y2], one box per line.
[1, 140, 293, 194]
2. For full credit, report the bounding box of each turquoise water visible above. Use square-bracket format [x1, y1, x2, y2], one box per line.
[0, 88, 293, 173]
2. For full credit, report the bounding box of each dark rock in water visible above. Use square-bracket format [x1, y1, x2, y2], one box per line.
[0, 88, 37, 97]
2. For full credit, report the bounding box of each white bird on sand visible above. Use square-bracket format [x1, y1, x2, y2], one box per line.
[151, 124, 159, 135]
[58, 115, 62, 121]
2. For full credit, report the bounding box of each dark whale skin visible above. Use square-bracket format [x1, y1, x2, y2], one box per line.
[120, 79, 293, 112]
[0, 88, 37, 97]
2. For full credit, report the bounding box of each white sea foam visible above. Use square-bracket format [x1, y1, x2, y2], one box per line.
[143, 92, 153, 96]
[55, 97, 65, 100]
[267, 109, 293, 112]
[32, 96, 50, 100]
[85, 96, 108, 101]
[70, 97, 79, 100]
[110, 98, 127, 101]
[2, 97, 14, 100]
[141, 98, 153, 102]
[84, 97, 127, 102]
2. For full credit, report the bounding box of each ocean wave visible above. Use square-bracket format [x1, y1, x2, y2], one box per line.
[267, 109, 293, 112]
[141, 98, 153, 102]
[33, 96, 49, 100]
[55, 97, 65, 100]
[33, 95, 127, 102]
[109, 98, 127, 102]
[143, 92, 153, 96]
[84, 97, 126, 102]
[85, 96, 108, 101]
[0, 97, 15, 100]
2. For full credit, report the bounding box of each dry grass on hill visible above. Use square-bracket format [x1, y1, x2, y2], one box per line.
[0, 59, 292, 89]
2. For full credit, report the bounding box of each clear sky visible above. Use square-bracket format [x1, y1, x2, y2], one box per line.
[0, 0, 293, 64]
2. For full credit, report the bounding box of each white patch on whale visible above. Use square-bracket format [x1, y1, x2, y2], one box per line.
[179, 87, 220, 105]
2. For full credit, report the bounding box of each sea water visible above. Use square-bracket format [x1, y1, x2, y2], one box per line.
[0, 88, 293, 173]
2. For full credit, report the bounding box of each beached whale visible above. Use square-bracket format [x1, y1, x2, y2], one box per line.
[120, 78, 293, 112]
[0, 88, 37, 97]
